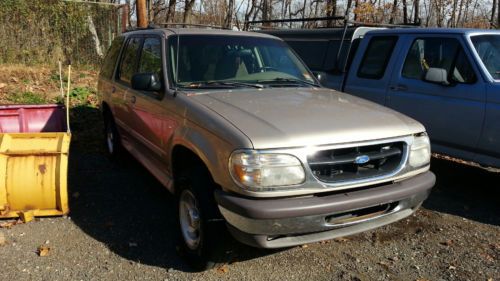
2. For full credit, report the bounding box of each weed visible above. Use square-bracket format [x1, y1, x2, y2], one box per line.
[7, 91, 47, 104]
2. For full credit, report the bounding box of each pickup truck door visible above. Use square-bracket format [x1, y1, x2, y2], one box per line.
[470, 34, 500, 167]
[386, 34, 486, 158]
[343, 35, 402, 105]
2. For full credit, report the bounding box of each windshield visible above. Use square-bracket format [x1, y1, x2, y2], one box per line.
[471, 35, 500, 80]
[167, 35, 318, 88]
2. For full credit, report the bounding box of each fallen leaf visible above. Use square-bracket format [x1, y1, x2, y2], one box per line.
[439, 240, 454, 246]
[0, 83, 6, 89]
[480, 253, 495, 263]
[0, 231, 6, 246]
[37, 245, 50, 257]
[301, 244, 309, 248]
[0, 221, 15, 229]
[334, 237, 349, 243]
[448, 265, 456, 270]
[216, 264, 229, 274]
[319, 240, 330, 244]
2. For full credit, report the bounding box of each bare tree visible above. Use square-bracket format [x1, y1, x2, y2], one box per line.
[183, 0, 196, 23]
[326, 0, 338, 27]
[402, 0, 408, 23]
[166, 0, 176, 23]
[389, 0, 398, 23]
[413, 0, 420, 24]
[491, 0, 497, 27]
[224, 0, 235, 28]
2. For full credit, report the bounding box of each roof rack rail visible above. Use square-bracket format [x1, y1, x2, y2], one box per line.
[245, 17, 420, 29]
[247, 16, 345, 25]
[155, 23, 230, 30]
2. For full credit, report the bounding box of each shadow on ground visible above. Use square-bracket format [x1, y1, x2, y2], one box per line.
[67, 105, 278, 271]
[424, 158, 500, 226]
[67, 105, 499, 271]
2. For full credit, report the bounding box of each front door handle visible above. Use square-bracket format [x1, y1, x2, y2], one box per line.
[390, 84, 408, 91]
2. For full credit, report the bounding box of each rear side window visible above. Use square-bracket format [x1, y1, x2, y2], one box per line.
[287, 40, 329, 70]
[100, 36, 124, 79]
[402, 38, 476, 84]
[357, 36, 398, 79]
[117, 37, 142, 84]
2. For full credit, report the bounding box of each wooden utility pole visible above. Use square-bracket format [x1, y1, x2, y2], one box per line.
[136, 0, 148, 28]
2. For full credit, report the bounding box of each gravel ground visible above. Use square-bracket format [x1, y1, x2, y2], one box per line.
[0, 106, 499, 281]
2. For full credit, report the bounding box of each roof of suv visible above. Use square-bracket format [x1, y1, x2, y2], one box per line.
[123, 27, 278, 39]
[366, 28, 500, 35]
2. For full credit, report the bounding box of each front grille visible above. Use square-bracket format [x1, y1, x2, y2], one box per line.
[307, 142, 406, 183]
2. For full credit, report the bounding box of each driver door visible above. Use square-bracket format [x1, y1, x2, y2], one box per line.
[386, 35, 486, 157]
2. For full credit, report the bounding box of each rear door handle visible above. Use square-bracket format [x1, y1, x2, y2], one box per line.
[130, 96, 136, 104]
[390, 84, 408, 91]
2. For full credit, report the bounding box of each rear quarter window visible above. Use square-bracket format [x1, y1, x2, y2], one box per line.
[100, 36, 125, 80]
[357, 36, 398, 79]
[286, 40, 329, 70]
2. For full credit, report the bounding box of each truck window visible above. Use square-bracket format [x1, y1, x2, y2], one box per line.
[100, 36, 125, 80]
[471, 35, 500, 80]
[287, 40, 329, 71]
[357, 36, 398, 79]
[117, 37, 143, 85]
[402, 38, 476, 84]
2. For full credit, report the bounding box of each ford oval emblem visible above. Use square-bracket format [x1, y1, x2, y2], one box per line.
[354, 155, 370, 164]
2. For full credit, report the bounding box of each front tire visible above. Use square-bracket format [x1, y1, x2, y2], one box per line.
[176, 166, 226, 270]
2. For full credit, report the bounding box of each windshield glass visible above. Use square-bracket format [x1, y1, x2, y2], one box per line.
[471, 35, 500, 80]
[168, 35, 317, 88]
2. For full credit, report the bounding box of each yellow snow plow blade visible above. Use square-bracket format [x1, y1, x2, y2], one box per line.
[0, 132, 71, 218]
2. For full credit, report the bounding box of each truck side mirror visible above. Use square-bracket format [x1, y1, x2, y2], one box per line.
[131, 73, 162, 92]
[424, 68, 450, 86]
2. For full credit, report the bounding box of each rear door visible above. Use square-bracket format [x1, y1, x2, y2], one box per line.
[113, 36, 143, 141]
[386, 34, 486, 158]
[344, 35, 401, 105]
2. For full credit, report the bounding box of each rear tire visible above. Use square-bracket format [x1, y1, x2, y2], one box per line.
[176, 166, 226, 271]
[103, 111, 123, 158]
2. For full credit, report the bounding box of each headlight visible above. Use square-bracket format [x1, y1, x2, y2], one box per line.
[409, 133, 431, 168]
[230, 151, 305, 190]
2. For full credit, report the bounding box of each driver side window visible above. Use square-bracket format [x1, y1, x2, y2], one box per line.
[402, 38, 476, 84]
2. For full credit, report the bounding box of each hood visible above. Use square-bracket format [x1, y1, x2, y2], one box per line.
[190, 87, 425, 149]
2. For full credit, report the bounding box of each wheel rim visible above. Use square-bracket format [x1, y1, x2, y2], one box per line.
[106, 124, 114, 154]
[179, 190, 201, 250]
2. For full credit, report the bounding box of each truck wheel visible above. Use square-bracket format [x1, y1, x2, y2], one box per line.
[103, 111, 122, 157]
[176, 166, 225, 270]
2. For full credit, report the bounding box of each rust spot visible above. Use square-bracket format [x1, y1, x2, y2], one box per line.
[38, 164, 46, 174]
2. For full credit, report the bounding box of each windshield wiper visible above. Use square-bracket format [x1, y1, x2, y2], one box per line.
[257, 77, 320, 87]
[183, 81, 264, 89]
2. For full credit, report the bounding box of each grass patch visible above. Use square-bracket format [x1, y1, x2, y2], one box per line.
[7, 91, 47, 104]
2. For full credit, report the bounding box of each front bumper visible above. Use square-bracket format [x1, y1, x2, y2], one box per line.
[215, 171, 435, 248]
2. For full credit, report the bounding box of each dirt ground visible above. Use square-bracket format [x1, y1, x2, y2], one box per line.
[0, 66, 498, 281]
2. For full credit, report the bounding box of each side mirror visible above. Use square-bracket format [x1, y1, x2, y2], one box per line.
[424, 68, 450, 86]
[131, 73, 162, 92]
